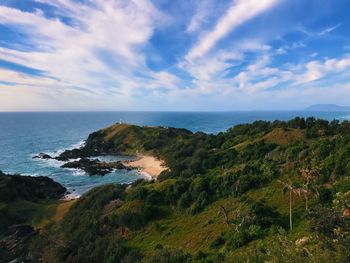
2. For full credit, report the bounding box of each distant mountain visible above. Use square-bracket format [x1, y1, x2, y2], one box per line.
[305, 104, 350, 111]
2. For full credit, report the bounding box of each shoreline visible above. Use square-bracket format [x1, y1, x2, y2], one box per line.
[62, 193, 80, 201]
[123, 155, 167, 180]
[59, 154, 167, 200]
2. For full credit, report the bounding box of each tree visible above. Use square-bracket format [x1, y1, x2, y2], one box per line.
[300, 167, 319, 211]
[279, 180, 302, 231]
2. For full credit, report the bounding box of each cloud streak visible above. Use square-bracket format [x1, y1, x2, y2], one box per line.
[186, 0, 279, 61]
[319, 23, 342, 36]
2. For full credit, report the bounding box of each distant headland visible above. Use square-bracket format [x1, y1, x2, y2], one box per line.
[305, 104, 350, 111]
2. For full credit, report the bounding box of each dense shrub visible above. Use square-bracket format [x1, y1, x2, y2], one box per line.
[0, 172, 66, 202]
[142, 248, 191, 263]
[111, 200, 163, 229]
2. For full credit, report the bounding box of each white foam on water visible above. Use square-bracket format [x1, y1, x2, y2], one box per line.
[71, 140, 86, 150]
[340, 115, 350, 120]
[67, 168, 86, 176]
[137, 170, 153, 181]
[52, 140, 86, 157]
[32, 139, 86, 159]
[31, 156, 65, 168]
[21, 172, 40, 177]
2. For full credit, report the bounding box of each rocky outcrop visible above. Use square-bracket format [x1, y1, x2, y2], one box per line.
[55, 148, 88, 161]
[55, 131, 114, 161]
[61, 158, 132, 176]
[0, 225, 37, 262]
[32, 153, 52, 159]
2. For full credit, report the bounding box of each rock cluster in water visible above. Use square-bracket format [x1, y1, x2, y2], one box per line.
[61, 158, 132, 176]
[33, 153, 134, 176]
[33, 129, 135, 176]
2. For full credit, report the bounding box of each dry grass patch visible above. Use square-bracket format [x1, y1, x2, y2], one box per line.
[263, 128, 304, 145]
[53, 200, 76, 223]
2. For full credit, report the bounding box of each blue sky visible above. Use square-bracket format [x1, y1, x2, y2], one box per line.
[0, 0, 349, 111]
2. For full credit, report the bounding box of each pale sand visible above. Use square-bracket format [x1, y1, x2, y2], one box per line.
[123, 155, 167, 179]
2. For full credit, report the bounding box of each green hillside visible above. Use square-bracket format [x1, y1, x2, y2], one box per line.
[0, 172, 67, 261]
[3, 117, 350, 262]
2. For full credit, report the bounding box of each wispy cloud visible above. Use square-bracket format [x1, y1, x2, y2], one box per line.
[319, 23, 342, 35]
[299, 23, 343, 38]
[230, 53, 350, 93]
[274, 41, 305, 55]
[186, 0, 214, 33]
[294, 55, 350, 84]
[186, 0, 279, 61]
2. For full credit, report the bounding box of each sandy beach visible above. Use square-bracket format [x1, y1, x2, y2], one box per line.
[123, 155, 167, 179]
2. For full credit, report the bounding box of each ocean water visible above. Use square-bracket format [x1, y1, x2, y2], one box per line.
[0, 111, 349, 196]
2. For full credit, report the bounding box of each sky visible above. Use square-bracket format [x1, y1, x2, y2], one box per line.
[0, 0, 349, 111]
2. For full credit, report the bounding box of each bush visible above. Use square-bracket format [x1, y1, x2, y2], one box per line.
[210, 236, 225, 248]
[111, 201, 163, 229]
[190, 191, 209, 214]
[226, 230, 250, 249]
[142, 248, 191, 263]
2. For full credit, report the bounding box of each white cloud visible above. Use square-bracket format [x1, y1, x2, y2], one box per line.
[274, 41, 305, 55]
[231, 54, 350, 94]
[186, 0, 279, 61]
[180, 50, 243, 81]
[0, 1, 172, 100]
[186, 0, 214, 33]
[319, 23, 342, 36]
[0, 68, 59, 88]
[179, 50, 350, 99]
[295, 56, 350, 84]
[299, 23, 343, 38]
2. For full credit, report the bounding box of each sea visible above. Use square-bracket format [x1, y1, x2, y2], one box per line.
[1, 111, 349, 197]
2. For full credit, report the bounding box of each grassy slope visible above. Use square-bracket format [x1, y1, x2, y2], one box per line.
[128, 182, 311, 255]
[129, 197, 235, 253]
[0, 199, 75, 230]
[121, 126, 329, 256]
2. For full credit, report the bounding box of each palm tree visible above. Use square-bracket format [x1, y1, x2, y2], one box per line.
[279, 180, 302, 231]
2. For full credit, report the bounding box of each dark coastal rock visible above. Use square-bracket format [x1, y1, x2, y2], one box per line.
[54, 130, 119, 162]
[62, 158, 111, 175]
[32, 152, 52, 159]
[61, 158, 131, 176]
[84, 131, 115, 154]
[0, 225, 37, 263]
[55, 148, 86, 161]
